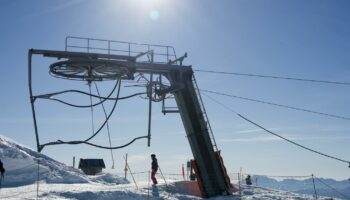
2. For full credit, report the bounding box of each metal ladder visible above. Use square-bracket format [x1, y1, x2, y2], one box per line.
[192, 75, 218, 151]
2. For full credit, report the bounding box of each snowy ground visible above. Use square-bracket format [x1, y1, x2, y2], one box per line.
[1, 181, 327, 200]
[0, 135, 343, 199]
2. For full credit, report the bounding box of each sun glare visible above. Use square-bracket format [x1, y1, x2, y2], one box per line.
[149, 9, 160, 20]
[130, 0, 164, 19]
[108, 0, 168, 22]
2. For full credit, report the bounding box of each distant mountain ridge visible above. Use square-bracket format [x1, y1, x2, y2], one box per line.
[252, 175, 350, 199]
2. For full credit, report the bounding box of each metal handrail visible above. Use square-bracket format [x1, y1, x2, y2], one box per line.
[65, 36, 177, 63]
[192, 75, 218, 151]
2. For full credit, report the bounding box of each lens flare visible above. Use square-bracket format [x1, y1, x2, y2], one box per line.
[149, 10, 159, 21]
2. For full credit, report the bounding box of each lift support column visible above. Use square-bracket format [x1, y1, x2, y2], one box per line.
[168, 71, 230, 197]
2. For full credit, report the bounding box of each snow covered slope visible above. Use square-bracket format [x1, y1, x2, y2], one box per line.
[0, 135, 345, 199]
[0, 135, 127, 187]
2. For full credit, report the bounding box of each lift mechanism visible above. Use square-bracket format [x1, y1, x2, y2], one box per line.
[28, 37, 235, 197]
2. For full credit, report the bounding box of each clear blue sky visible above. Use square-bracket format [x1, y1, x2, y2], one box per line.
[0, 0, 349, 180]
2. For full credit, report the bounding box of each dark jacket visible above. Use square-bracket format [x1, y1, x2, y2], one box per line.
[245, 176, 252, 185]
[0, 160, 5, 174]
[151, 158, 158, 171]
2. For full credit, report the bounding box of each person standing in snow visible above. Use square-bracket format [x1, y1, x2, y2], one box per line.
[0, 159, 5, 179]
[150, 154, 158, 185]
[245, 175, 252, 185]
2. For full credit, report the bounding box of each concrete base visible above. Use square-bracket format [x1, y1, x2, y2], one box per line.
[174, 181, 203, 197]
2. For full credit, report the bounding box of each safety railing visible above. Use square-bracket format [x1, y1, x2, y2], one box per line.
[65, 36, 178, 64]
[192, 75, 218, 151]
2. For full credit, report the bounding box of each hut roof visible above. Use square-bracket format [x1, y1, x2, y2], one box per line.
[78, 159, 106, 168]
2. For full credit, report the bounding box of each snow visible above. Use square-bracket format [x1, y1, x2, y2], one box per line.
[1, 182, 339, 200]
[0, 135, 346, 199]
[0, 136, 88, 187]
[249, 175, 350, 199]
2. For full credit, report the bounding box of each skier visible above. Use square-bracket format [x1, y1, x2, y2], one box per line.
[0, 159, 5, 179]
[245, 174, 252, 185]
[150, 154, 158, 185]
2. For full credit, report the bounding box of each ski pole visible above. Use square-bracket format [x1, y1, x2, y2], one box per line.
[158, 165, 168, 187]
[147, 170, 150, 200]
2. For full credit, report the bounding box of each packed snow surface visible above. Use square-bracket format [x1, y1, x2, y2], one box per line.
[0, 135, 346, 199]
[1, 182, 339, 200]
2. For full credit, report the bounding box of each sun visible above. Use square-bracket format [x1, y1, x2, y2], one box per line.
[149, 9, 160, 21]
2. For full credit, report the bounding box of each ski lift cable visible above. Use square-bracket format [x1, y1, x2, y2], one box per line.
[33, 79, 145, 108]
[200, 89, 350, 121]
[314, 176, 350, 199]
[202, 93, 350, 165]
[83, 79, 119, 141]
[39, 80, 149, 150]
[33, 80, 118, 108]
[35, 80, 119, 100]
[75, 136, 148, 150]
[45, 92, 146, 108]
[194, 69, 350, 86]
[88, 83, 95, 135]
[39, 80, 122, 149]
[93, 81, 115, 168]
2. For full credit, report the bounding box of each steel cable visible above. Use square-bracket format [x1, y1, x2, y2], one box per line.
[200, 89, 350, 121]
[93, 81, 115, 168]
[88, 83, 95, 139]
[202, 93, 350, 165]
[194, 69, 350, 86]
[66, 136, 149, 150]
[40, 80, 122, 148]
[39, 80, 148, 150]
[314, 176, 350, 200]
[45, 92, 146, 108]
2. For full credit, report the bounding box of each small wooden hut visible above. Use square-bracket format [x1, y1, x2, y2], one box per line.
[78, 159, 106, 175]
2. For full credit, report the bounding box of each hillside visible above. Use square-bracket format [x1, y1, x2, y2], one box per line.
[0, 135, 127, 187]
[0, 135, 345, 199]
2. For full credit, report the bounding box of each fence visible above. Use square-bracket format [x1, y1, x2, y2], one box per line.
[1, 162, 348, 200]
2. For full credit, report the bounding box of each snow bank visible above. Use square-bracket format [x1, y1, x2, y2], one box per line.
[0, 135, 127, 187]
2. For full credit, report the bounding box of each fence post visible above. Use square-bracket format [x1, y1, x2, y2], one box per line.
[238, 172, 241, 200]
[182, 164, 185, 180]
[124, 153, 128, 179]
[36, 159, 40, 200]
[312, 174, 318, 200]
[148, 170, 150, 199]
[255, 177, 258, 186]
[123, 156, 138, 189]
